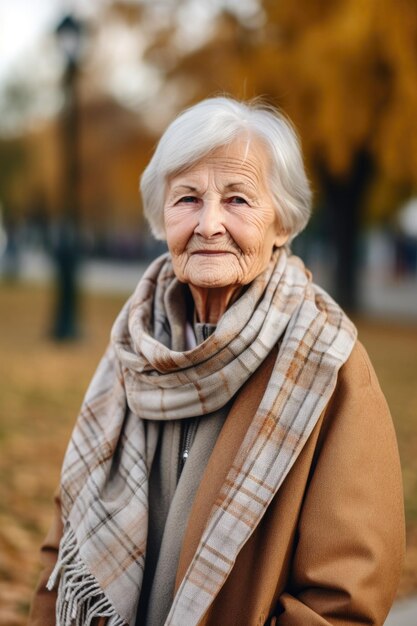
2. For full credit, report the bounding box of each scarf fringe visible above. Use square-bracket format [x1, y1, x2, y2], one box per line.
[47, 525, 127, 626]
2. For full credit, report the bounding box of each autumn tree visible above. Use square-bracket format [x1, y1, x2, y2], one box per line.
[146, 0, 417, 310]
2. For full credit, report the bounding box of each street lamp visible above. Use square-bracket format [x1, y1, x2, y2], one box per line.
[52, 14, 84, 339]
[56, 15, 83, 65]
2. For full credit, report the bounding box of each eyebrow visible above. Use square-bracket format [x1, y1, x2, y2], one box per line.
[225, 182, 253, 191]
[170, 184, 199, 194]
[169, 181, 255, 195]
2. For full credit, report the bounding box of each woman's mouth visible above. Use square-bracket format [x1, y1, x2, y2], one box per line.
[192, 250, 233, 255]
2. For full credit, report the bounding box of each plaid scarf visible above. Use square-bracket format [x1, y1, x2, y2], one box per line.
[48, 249, 357, 626]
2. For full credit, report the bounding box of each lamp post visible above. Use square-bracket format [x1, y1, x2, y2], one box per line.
[52, 15, 84, 339]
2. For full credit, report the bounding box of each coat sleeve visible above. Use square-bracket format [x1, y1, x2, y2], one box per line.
[275, 341, 405, 626]
[28, 488, 63, 626]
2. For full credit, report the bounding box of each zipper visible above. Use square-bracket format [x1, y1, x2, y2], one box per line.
[177, 323, 214, 479]
[178, 417, 197, 478]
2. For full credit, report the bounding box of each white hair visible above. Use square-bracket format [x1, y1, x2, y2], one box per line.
[140, 96, 312, 243]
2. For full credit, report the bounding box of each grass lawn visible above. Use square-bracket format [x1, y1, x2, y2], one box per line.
[0, 282, 416, 624]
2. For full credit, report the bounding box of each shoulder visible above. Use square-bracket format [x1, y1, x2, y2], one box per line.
[337, 339, 382, 391]
[330, 339, 388, 409]
[321, 339, 398, 453]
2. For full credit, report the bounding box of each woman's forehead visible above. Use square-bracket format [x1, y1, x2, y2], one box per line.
[168, 136, 271, 185]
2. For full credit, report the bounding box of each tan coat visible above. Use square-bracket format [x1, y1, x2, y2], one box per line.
[29, 341, 405, 626]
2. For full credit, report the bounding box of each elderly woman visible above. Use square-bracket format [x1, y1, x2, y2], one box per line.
[30, 97, 404, 626]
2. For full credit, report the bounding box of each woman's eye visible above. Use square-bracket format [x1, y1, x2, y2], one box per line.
[228, 196, 248, 205]
[178, 196, 199, 204]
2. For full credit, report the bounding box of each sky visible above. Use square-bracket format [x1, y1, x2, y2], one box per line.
[0, 0, 99, 83]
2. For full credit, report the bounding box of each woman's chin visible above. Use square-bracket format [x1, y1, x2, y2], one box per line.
[186, 271, 238, 290]
[182, 258, 241, 289]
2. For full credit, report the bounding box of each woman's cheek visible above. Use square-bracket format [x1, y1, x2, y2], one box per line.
[169, 232, 192, 259]
[228, 225, 260, 255]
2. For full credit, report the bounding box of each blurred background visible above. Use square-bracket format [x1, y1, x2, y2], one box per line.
[0, 0, 416, 623]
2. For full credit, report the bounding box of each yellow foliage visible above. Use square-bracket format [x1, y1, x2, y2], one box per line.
[169, 0, 417, 192]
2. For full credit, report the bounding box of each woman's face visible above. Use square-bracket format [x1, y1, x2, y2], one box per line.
[163, 136, 288, 293]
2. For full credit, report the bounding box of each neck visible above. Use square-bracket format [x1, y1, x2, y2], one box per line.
[189, 285, 243, 324]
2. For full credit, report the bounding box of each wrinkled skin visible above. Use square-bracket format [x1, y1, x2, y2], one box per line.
[164, 136, 288, 323]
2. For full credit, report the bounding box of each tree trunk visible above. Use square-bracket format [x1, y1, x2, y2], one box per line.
[317, 150, 373, 313]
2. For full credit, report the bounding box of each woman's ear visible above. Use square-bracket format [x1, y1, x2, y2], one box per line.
[274, 231, 289, 247]
[273, 212, 289, 248]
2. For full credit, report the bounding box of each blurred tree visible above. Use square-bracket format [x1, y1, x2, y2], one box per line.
[150, 0, 417, 310]
[0, 139, 27, 280]
[0, 139, 27, 216]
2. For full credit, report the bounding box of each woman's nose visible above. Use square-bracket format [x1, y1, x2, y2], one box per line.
[194, 199, 226, 238]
